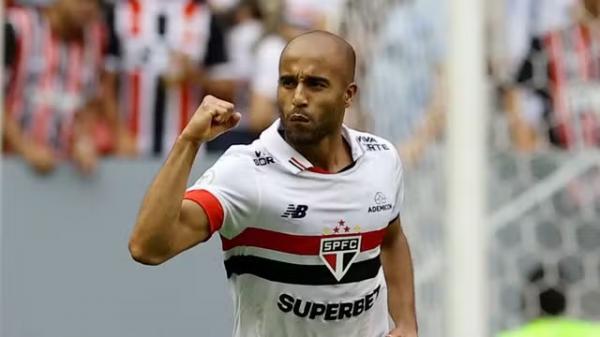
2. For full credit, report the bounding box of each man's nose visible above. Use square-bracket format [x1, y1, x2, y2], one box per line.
[292, 84, 308, 107]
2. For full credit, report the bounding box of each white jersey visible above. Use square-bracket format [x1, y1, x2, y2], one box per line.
[185, 120, 404, 337]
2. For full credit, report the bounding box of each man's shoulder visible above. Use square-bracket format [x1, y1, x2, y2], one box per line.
[216, 139, 274, 167]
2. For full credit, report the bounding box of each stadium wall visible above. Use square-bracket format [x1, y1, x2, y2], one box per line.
[1, 157, 232, 337]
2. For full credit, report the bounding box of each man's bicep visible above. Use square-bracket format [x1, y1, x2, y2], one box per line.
[173, 199, 213, 251]
[382, 216, 404, 249]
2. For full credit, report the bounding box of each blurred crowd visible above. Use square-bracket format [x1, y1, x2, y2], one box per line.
[3, 0, 599, 334]
[2, 0, 600, 176]
[2, 0, 340, 174]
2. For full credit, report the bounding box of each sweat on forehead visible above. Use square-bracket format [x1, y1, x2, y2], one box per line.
[280, 30, 356, 82]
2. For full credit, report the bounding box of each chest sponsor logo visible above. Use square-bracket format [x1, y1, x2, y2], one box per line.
[368, 192, 393, 213]
[253, 150, 275, 166]
[277, 285, 381, 321]
[281, 204, 309, 219]
[319, 236, 361, 281]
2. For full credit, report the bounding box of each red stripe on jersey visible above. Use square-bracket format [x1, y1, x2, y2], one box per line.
[129, 0, 142, 35]
[183, 189, 225, 234]
[7, 10, 31, 122]
[92, 23, 105, 73]
[545, 31, 572, 147]
[184, 1, 199, 18]
[221, 226, 388, 255]
[130, 72, 141, 138]
[290, 157, 307, 170]
[574, 25, 599, 145]
[32, 31, 58, 146]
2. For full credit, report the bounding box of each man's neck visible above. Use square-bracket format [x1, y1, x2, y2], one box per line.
[288, 130, 353, 173]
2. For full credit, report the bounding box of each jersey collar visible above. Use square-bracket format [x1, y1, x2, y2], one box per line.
[259, 119, 365, 174]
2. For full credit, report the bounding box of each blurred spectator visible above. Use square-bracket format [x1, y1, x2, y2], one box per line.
[3, 0, 105, 174]
[497, 264, 600, 337]
[506, 0, 600, 151]
[246, 0, 320, 134]
[203, 0, 265, 151]
[104, 0, 228, 157]
[489, 0, 576, 81]
[206, 0, 239, 14]
[227, 0, 264, 98]
[360, 0, 446, 167]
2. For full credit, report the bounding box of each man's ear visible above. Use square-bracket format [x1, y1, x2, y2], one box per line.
[344, 83, 358, 108]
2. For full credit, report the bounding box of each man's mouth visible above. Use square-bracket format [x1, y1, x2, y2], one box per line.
[289, 112, 310, 123]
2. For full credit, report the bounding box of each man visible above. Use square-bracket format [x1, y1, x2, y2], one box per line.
[3, 0, 103, 174]
[246, 0, 319, 134]
[129, 31, 418, 337]
[506, 0, 600, 150]
[104, 0, 229, 157]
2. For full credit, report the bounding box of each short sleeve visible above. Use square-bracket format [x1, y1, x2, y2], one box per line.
[251, 37, 285, 100]
[390, 150, 405, 222]
[184, 148, 259, 237]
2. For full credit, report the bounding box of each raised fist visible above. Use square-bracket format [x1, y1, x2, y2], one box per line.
[180, 95, 241, 144]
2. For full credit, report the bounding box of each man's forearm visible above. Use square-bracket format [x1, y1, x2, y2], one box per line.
[381, 222, 418, 332]
[129, 137, 202, 261]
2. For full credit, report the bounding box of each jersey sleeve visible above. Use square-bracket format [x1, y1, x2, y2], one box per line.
[390, 150, 405, 222]
[184, 148, 259, 237]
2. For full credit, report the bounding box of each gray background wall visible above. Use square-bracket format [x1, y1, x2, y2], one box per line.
[1, 157, 232, 337]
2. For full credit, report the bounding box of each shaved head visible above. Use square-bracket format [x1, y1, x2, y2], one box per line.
[280, 30, 356, 84]
[276, 30, 358, 147]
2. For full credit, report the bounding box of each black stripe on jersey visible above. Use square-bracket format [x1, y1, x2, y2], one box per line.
[224, 255, 381, 285]
[288, 159, 304, 171]
[152, 79, 166, 155]
[152, 13, 168, 156]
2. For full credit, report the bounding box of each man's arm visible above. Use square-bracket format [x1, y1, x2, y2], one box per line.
[128, 95, 241, 265]
[381, 217, 418, 337]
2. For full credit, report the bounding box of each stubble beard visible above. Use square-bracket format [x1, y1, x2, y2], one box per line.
[282, 121, 328, 147]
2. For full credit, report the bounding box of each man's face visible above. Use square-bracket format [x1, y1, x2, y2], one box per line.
[276, 45, 352, 145]
[57, 0, 99, 30]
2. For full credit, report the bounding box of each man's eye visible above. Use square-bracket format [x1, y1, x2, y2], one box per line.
[280, 78, 296, 87]
[308, 80, 326, 88]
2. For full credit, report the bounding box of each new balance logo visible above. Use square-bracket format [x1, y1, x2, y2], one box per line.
[281, 204, 309, 219]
